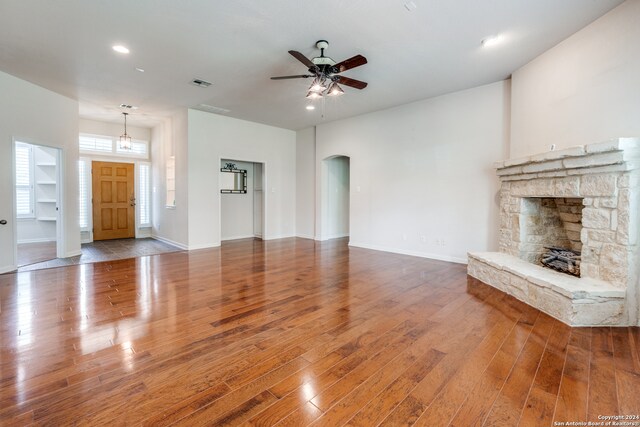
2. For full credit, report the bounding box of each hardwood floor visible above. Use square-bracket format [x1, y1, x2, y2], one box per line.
[1, 237, 638, 426]
[17, 241, 57, 267]
[16, 237, 183, 273]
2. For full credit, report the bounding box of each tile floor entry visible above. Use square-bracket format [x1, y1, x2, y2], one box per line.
[14, 238, 183, 273]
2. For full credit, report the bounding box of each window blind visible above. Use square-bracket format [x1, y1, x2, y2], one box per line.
[139, 163, 151, 226]
[15, 144, 34, 217]
[78, 160, 89, 229]
[79, 135, 113, 153]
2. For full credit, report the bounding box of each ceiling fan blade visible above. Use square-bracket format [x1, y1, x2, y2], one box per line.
[288, 50, 316, 69]
[270, 74, 312, 80]
[333, 55, 367, 73]
[335, 75, 368, 90]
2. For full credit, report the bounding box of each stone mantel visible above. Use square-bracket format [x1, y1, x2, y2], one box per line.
[468, 138, 640, 326]
[493, 138, 640, 181]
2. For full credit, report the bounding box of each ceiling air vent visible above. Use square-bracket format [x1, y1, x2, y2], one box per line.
[191, 78, 212, 88]
[119, 104, 138, 109]
[195, 104, 230, 114]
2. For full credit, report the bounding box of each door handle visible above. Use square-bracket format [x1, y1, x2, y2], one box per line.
[0, 219, 7, 225]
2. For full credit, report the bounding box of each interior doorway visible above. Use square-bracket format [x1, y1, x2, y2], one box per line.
[14, 141, 62, 268]
[321, 155, 350, 240]
[220, 159, 265, 241]
[91, 161, 136, 240]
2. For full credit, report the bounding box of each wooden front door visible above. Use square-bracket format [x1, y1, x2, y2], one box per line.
[92, 161, 135, 240]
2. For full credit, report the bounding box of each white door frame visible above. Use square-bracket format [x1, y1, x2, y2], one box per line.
[319, 155, 351, 241]
[217, 157, 267, 242]
[11, 139, 65, 268]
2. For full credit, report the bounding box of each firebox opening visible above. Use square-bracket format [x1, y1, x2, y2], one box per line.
[519, 197, 583, 277]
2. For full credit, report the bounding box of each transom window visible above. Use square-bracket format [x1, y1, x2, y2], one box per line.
[79, 134, 149, 159]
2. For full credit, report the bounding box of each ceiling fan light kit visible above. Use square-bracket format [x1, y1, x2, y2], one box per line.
[271, 40, 368, 99]
[309, 76, 328, 92]
[306, 91, 322, 100]
[327, 81, 344, 96]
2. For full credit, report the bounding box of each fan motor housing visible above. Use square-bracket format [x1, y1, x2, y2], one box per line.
[312, 56, 335, 66]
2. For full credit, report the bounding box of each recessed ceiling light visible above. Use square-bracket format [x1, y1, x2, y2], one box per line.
[481, 35, 503, 48]
[135, 67, 145, 73]
[306, 105, 315, 110]
[112, 45, 130, 54]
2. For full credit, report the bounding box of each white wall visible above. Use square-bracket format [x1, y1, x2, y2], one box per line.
[80, 118, 151, 143]
[510, 0, 640, 157]
[295, 127, 316, 239]
[322, 156, 350, 240]
[151, 112, 189, 249]
[315, 80, 510, 263]
[187, 109, 296, 249]
[221, 160, 255, 240]
[0, 71, 80, 273]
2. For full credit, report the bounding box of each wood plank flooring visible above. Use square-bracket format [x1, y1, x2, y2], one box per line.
[16, 241, 57, 267]
[1, 237, 639, 426]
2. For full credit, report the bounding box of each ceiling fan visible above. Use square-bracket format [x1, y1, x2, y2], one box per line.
[270, 40, 368, 98]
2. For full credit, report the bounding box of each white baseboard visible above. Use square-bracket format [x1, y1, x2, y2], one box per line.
[263, 234, 296, 241]
[188, 243, 220, 250]
[221, 235, 255, 241]
[63, 250, 82, 258]
[17, 238, 56, 244]
[295, 234, 315, 240]
[0, 265, 17, 274]
[348, 241, 468, 265]
[315, 233, 349, 241]
[151, 235, 188, 250]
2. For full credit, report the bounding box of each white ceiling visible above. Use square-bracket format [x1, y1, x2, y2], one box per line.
[0, 0, 624, 130]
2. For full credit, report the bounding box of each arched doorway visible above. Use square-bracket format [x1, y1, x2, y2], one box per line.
[320, 155, 350, 240]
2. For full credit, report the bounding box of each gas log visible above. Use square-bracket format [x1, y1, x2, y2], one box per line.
[540, 247, 581, 277]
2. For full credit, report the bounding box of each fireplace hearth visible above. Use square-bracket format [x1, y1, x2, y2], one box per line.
[468, 138, 640, 326]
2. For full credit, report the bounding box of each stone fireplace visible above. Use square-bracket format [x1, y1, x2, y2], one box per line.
[519, 197, 583, 273]
[468, 138, 640, 326]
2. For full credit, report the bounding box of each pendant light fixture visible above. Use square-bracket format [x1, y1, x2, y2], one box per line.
[119, 112, 132, 150]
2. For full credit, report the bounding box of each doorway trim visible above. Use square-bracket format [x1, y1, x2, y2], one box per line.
[11, 138, 65, 270]
[217, 156, 267, 243]
[81, 157, 149, 243]
[318, 154, 351, 241]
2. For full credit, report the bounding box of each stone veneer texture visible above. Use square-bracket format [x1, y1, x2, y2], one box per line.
[518, 197, 583, 264]
[469, 138, 640, 326]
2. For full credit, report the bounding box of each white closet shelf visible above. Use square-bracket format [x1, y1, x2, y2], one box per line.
[37, 199, 57, 203]
[37, 217, 57, 221]
[36, 163, 56, 166]
[36, 181, 56, 185]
